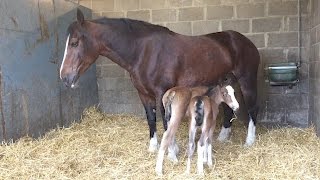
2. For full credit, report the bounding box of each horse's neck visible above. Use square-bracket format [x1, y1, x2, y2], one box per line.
[98, 26, 139, 72]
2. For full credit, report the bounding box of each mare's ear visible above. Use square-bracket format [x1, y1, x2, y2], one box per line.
[77, 9, 85, 25]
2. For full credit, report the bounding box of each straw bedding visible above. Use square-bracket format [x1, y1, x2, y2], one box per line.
[0, 107, 319, 179]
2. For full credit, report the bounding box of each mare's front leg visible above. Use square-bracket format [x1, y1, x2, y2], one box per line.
[217, 103, 233, 142]
[138, 93, 158, 152]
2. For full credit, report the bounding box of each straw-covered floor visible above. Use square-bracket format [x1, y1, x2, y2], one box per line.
[0, 107, 319, 179]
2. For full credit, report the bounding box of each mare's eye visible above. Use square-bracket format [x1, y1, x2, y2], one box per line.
[71, 42, 78, 47]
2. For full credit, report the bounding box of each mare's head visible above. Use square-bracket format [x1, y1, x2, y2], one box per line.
[60, 9, 100, 88]
[218, 74, 239, 111]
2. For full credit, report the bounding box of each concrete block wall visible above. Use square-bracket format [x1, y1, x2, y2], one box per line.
[309, 0, 320, 135]
[79, 0, 311, 127]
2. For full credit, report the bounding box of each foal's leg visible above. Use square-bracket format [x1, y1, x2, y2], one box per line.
[207, 125, 215, 168]
[186, 116, 197, 174]
[159, 91, 179, 158]
[138, 93, 158, 152]
[155, 111, 183, 175]
[217, 103, 233, 142]
[197, 133, 206, 175]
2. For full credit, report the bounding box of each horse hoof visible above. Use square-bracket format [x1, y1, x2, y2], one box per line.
[148, 134, 159, 152]
[155, 169, 163, 176]
[148, 143, 159, 153]
[167, 153, 178, 163]
[244, 136, 255, 147]
[244, 140, 254, 147]
[217, 127, 231, 142]
[197, 171, 204, 176]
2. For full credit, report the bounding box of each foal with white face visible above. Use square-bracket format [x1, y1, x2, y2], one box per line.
[155, 76, 239, 175]
[186, 85, 239, 175]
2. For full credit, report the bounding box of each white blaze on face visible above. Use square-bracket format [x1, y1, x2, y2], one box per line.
[60, 34, 70, 79]
[226, 85, 239, 111]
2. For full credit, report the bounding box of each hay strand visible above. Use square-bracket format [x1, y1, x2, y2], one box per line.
[0, 107, 319, 179]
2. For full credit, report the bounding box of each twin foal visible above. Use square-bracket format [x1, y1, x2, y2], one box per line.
[155, 74, 239, 175]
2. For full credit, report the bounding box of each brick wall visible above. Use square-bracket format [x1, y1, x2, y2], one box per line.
[79, 0, 311, 127]
[309, 0, 320, 135]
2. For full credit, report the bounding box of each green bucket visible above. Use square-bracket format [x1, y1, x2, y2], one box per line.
[265, 62, 299, 86]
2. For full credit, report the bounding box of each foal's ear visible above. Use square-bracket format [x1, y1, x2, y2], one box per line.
[77, 9, 85, 25]
[219, 73, 236, 86]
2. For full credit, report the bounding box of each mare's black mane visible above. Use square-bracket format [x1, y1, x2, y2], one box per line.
[92, 17, 174, 36]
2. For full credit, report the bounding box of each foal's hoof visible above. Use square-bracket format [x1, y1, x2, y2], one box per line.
[155, 168, 163, 176]
[197, 171, 204, 176]
[167, 152, 178, 163]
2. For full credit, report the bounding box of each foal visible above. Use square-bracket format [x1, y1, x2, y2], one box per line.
[186, 85, 239, 175]
[155, 79, 239, 175]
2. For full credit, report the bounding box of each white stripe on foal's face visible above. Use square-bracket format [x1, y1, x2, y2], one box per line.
[60, 34, 70, 79]
[226, 85, 239, 111]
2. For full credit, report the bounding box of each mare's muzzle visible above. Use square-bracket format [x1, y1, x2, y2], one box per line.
[61, 73, 79, 88]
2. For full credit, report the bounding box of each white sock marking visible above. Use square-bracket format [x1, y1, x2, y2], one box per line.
[148, 132, 158, 152]
[167, 139, 179, 163]
[197, 142, 205, 175]
[217, 126, 231, 142]
[186, 158, 191, 174]
[207, 144, 213, 167]
[60, 34, 70, 79]
[245, 117, 256, 146]
[155, 148, 165, 176]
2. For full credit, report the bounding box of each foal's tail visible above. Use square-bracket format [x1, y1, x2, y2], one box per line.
[194, 97, 204, 126]
[164, 91, 175, 122]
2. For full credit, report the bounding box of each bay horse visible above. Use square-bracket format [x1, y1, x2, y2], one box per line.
[156, 74, 239, 175]
[59, 9, 260, 152]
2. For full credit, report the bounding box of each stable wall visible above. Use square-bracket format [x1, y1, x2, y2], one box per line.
[309, 0, 320, 136]
[79, 0, 311, 127]
[0, 0, 98, 141]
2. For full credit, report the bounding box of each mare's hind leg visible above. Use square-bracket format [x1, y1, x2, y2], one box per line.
[138, 93, 158, 152]
[239, 78, 259, 146]
[217, 103, 233, 142]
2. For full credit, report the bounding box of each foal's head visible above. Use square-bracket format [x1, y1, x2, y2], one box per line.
[60, 9, 100, 88]
[217, 74, 239, 111]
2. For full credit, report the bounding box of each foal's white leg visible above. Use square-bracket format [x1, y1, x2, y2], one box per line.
[155, 131, 168, 176]
[245, 115, 256, 146]
[203, 140, 208, 164]
[186, 125, 197, 174]
[197, 141, 205, 175]
[217, 126, 231, 142]
[167, 138, 179, 163]
[207, 143, 213, 167]
[149, 132, 159, 152]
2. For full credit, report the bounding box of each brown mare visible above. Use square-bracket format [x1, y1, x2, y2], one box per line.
[156, 74, 239, 175]
[59, 9, 260, 152]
